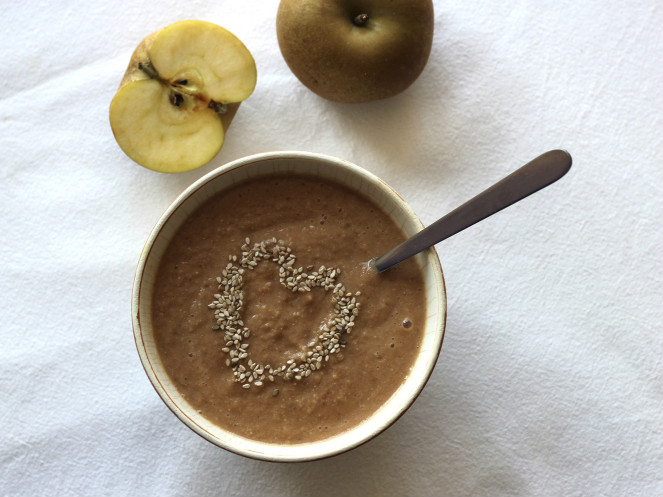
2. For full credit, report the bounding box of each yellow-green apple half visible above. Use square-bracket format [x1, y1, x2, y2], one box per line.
[276, 0, 434, 104]
[109, 20, 257, 173]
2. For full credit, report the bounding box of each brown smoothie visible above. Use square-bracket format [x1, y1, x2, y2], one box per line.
[151, 173, 426, 444]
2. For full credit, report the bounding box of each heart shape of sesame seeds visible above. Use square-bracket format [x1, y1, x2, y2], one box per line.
[208, 238, 361, 389]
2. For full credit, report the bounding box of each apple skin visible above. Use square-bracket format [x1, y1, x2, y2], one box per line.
[276, 0, 434, 103]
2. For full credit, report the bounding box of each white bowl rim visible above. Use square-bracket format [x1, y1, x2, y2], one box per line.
[132, 150, 447, 462]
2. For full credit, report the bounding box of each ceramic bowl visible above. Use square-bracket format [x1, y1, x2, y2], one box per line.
[131, 151, 446, 462]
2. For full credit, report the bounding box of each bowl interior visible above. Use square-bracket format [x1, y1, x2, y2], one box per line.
[132, 151, 446, 461]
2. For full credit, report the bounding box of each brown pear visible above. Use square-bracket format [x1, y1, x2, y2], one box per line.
[276, 0, 434, 104]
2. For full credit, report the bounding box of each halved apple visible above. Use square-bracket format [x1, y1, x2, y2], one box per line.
[109, 21, 257, 173]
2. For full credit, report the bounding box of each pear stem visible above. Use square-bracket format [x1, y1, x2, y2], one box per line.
[353, 13, 369, 26]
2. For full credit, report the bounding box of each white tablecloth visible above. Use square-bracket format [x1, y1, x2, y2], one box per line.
[2, 1, 661, 495]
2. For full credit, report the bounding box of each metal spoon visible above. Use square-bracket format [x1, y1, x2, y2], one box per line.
[372, 149, 573, 272]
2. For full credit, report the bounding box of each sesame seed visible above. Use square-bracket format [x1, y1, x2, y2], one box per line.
[209, 240, 361, 391]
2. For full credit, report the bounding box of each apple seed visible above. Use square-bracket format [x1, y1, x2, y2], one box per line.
[137, 61, 198, 105]
[169, 92, 184, 107]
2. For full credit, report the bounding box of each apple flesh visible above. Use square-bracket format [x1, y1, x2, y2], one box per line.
[109, 21, 257, 173]
[276, 0, 434, 103]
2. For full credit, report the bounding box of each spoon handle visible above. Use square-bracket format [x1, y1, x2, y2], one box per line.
[373, 149, 572, 272]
